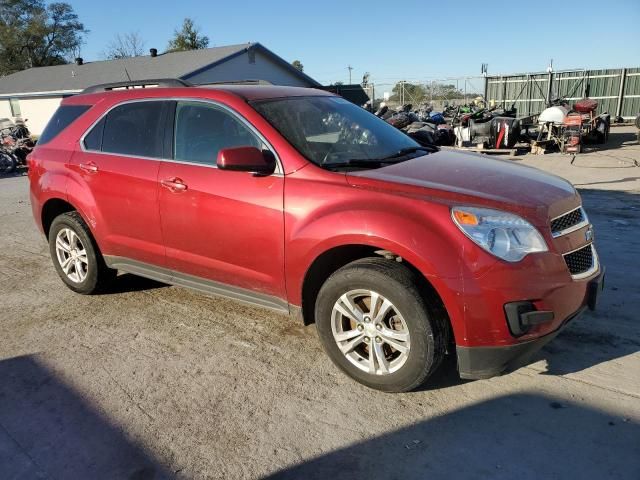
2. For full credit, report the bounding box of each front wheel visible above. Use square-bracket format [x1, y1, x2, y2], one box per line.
[315, 258, 446, 392]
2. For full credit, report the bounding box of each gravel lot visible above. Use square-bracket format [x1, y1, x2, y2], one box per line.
[1, 127, 639, 480]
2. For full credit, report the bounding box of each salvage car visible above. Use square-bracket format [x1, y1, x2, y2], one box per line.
[28, 80, 604, 392]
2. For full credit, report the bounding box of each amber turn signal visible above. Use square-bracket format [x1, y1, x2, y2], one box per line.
[453, 210, 479, 226]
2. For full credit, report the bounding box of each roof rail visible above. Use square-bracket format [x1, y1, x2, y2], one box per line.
[198, 79, 274, 87]
[81, 78, 192, 94]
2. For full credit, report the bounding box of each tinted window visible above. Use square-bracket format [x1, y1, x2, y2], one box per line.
[102, 101, 166, 158]
[83, 117, 105, 151]
[252, 96, 419, 168]
[174, 101, 262, 165]
[39, 105, 90, 145]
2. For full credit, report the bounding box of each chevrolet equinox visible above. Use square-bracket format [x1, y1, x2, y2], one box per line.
[29, 80, 604, 392]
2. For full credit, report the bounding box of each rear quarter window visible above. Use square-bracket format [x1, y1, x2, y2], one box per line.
[83, 117, 105, 151]
[38, 105, 91, 145]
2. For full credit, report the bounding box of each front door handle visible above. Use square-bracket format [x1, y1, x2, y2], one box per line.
[79, 162, 98, 174]
[161, 177, 188, 192]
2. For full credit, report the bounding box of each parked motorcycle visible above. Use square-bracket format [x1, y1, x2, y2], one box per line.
[0, 118, 34, 173]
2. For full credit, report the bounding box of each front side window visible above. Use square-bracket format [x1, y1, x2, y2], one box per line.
[173, 101, 262, 165]
[101, 101, 166, 158]
[252, 96, 423, 169]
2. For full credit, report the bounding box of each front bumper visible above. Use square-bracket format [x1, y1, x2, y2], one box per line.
[457, 268, 605, 380]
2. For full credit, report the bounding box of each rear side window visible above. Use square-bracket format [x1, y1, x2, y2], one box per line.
[101, 101, 166, 158]
[39, 105, 90, 145]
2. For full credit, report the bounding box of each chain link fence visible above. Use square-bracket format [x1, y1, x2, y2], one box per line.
[362, 77, 486, 111]
[332, 67, 640, 119]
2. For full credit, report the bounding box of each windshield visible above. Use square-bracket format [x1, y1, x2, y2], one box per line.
[251, 96, 429, 169]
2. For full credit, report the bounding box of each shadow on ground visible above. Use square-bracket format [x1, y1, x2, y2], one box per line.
[265, 392, 639, 480]
[2, 355, 637, 480]
[596, 130, 639, 150]
[0, 167, 28, 179]
[0, 355, 171, 480]
[97, 272, 169, 295]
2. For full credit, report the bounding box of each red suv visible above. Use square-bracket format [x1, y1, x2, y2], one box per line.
[29, 80, 604, 392]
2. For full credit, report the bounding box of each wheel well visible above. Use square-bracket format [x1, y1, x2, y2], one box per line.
[301, 245, 454, 346]
[42, 199, 75, 237]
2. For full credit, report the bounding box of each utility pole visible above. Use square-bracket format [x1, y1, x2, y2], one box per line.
[481, 63, 488, 103]
[347, 65, 353, 84]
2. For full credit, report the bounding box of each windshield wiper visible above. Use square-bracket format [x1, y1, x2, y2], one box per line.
[323, 147, 434, 171]
[323, 158, 396, 170]
[378, 146, 433, 160]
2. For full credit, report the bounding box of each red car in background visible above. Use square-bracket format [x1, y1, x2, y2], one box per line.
[28, 80, 604, 392]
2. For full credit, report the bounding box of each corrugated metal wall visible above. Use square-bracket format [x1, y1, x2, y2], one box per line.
[485, 68, 639, 119]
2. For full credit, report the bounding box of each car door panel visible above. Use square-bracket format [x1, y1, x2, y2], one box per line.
[158, 100, 286, 298]
[70, 151, 164, 265]
[159, 164, 285, 297]
[70, 100, 169, 267]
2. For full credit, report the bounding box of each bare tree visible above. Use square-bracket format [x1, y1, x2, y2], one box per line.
[103, 32, 146, 59]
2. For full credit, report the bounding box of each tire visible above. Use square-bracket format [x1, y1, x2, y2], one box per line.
[315, 258, 446, 392]
[48, 211, 116, 294]
[0, 152, 16, 174]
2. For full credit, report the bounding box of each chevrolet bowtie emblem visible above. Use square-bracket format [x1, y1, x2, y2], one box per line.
[585, 226, 594, 242]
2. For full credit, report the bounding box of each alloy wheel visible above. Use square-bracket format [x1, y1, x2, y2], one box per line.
[55, 228, 89, 283]
[331, 289, 411, 375]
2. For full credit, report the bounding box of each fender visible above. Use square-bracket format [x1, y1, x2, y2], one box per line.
[28, 143, 74, 234]
[31, 171, 69, 234]
[284, 191, 499, 344]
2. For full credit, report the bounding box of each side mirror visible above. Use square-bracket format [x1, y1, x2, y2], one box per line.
[217, 146, 276, 175]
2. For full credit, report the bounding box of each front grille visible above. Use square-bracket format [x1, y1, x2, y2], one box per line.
[551, 207, 585, 236]
[563, 244, 594, 276]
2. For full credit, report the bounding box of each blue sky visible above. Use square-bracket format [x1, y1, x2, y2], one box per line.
[68, 0, 639, 88]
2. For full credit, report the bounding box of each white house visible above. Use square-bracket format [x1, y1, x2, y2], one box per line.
[0, 43, 319, 135]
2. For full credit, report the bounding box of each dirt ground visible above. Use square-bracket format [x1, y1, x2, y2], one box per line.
[1, 126, 639, 480]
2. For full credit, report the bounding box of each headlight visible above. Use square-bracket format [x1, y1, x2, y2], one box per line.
[451, 206, 548, 262]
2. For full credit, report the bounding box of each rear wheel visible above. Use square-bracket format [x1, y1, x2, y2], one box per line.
[315, 258, 446, 392]
[48, 212, 116, 294]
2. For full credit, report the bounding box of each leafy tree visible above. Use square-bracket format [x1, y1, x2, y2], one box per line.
[291, 60, 303, 72]
[0, 0, 87, 75]
[391, 82, 426, 103]
[103, 32, 146, 59]
[167, 18, 209, 52]
[391, 81, 467, 103]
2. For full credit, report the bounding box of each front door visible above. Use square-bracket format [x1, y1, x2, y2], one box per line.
[158, 100, 286, 299]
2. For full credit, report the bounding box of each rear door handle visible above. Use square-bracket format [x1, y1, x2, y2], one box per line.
[79, 162, 98, 173]
[161, 177, 188, 192]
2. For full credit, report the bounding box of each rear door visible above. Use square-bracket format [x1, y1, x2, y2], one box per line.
[70, 100, 170, 266]
[158, 100, 286, 298]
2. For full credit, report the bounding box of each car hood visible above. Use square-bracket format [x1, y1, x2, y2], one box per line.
[346, 149, 580, 223]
